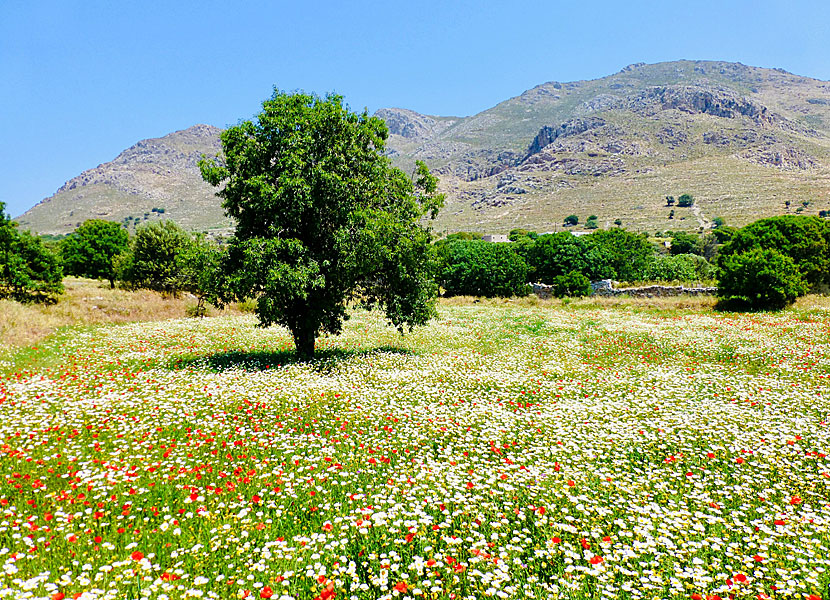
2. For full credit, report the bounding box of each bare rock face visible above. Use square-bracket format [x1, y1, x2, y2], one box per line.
[738, 144, 818, 170]
[633, 86, 778, 125]
[374, 108, 438, 140]
[524, 117, 608, 159]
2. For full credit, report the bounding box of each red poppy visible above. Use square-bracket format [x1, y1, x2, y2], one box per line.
[260, 587, 273, 599]
[130, 551, 144, 561]
[394, 581, 408, 593]
[589, 555, 604, 564]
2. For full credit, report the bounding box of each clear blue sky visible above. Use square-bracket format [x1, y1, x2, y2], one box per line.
[2, 0, 829, 217]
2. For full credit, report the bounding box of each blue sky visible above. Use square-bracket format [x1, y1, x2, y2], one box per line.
[2, 0, 829, 217]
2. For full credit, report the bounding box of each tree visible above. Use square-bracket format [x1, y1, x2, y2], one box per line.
[439, 240, 529, 298]
[665, 196, 675, 207]
[527, 232, 613, 282]
[717, 215, 830, 290]
[589, 228, 656, 282]
[585, 215, 599, 229]
[175, 235, 226, 316]
[677, 193, 695, 207]
[552, 270, 592, 298]
[61, 219, 129, 287]
[563, 215, 579, 226]
[199, 90, 444, 359]
[117, 220, 193, 295]
[0, 202, 63, 303]
[717, 248, 808, 310]
[669, 231, 702, 256]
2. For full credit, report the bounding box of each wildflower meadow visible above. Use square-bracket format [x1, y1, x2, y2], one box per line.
[1, 303, 829, 600]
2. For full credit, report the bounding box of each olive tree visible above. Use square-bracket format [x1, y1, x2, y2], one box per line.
[200, 90, 444, 359]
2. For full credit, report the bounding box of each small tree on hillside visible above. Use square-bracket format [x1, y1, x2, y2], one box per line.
[677, 193, 695, 207]
[563, 215, 579, 227]
[61, 219, 129, 287]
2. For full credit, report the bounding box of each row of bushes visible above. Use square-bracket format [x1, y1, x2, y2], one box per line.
[1, 206, 224, 312]
[436, 228, 716, 298]
[3, 201, 828, 311]
[437, 215, 830, 309]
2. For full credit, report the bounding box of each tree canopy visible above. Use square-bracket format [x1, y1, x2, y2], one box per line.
[61, 219, 129, 287]
[438, 240, 530, 298]
[199, 90, 444, 358]
[117, 220, 193, 295]
[0, 202, 63, 303]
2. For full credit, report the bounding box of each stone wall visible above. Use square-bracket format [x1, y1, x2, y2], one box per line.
[532, 280, 716, 299]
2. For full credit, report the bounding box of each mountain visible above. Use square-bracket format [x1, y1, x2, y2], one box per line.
[17, 60, 830, 236]
[16, 124, 233, 235]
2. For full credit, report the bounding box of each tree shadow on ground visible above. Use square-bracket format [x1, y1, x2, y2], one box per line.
[168, 345, 414, 374]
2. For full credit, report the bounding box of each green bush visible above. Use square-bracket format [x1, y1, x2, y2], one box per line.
[717, 215, 830, 289]
[439, 240, 530, 297]
[527, 232, 613, 283]
[0, 202, 63, 303]
[61, 219, 129, 287]
[717, 248, 808, 310]
[646, 253, 713, 282]
[669, 231, 702, 256]
[552, 270, 592, 298]
[117, 220, 192, 295]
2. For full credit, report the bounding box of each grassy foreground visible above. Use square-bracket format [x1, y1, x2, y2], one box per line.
[1, 300, 829, 600]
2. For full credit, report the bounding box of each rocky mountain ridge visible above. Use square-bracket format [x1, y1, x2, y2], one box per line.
[17, 60, 830, 235]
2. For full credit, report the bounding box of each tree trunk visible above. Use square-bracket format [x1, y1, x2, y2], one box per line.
[293, 326, 316, 360]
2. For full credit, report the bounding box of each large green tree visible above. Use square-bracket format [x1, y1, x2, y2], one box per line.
[199, 90, 444, 359]
[61, 219, 129, 287]
[589, 228, 656, 282]
[527, 232, 613, 283]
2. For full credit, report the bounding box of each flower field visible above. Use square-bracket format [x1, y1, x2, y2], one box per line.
[1, 303, 829, 600]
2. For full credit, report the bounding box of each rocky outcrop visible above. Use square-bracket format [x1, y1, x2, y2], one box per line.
[524, 117, 607, 159]
[633, 86, 777, 125]
[56, 125, 222, 197]
[374, 108, 439, 140]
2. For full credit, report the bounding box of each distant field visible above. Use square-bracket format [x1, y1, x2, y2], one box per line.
[1, 302, 829, 599]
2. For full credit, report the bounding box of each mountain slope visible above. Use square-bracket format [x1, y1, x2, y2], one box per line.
[17, 125, 232, 235]
[18, 61, 830, 235]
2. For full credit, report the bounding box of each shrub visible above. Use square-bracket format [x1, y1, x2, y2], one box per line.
[717, 248, 808, 310]
[552, 270, 592, 298]
[527, 232, 613, 282]
[718, 215, 830, 289]
[589, 228, 656, 282]
[677, 193, 695, 207]
[646, 253, 713, 282]
[440, 240, 530, 297]
[669, 231, 702, 256]
[118, 220, 192, 295]
[563, 215, 579, 226]
[0, 202, 63, 303]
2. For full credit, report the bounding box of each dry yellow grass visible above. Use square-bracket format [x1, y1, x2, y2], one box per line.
[0, 278, 244, 351]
